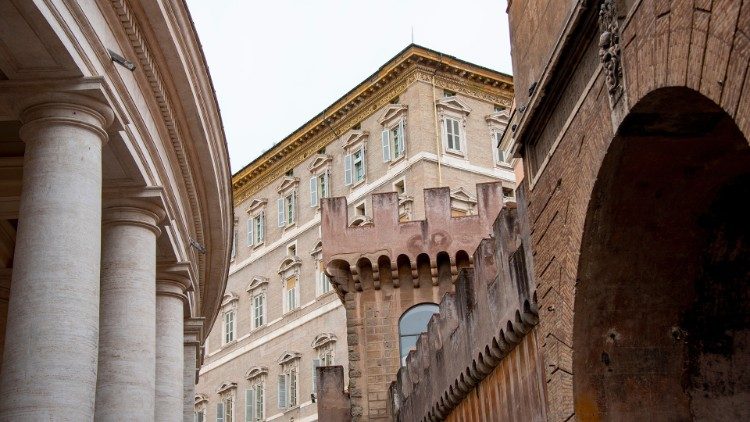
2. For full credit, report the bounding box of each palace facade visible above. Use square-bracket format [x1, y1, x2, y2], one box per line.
[0, 1, 232, 420]
[195, 45, 515, 422]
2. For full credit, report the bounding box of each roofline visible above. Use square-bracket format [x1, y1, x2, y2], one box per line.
[232, 43, 513, 193]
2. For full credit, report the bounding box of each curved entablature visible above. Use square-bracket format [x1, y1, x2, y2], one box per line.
[216, 381, 237, 395]
[244, 366, 269, 380]
[311, 333, 338, 349]
[277, 351, 302, 365]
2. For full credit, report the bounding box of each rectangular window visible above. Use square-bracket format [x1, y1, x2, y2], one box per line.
[318, 263, 331, 295]
[277, 194, 296, 227]
[393, 120, 405, 158]
[224, 311, 235, 344]
[494, 131, 506, 164]
[231, 230, 237, 259]
[445, 118, 461, 151]
[253, 212, 264, 244]
[352, 148, 365, 183]
[196, 411, 204, 422]
[289, 369, 297, 407]
[344, 153, 353, 186]
[285, 276, 297, 311]
[225, 397, 233, 422]
[322, 350, 333, 366]
[310, 173, 329, 207]
[252, 294, 264, 328]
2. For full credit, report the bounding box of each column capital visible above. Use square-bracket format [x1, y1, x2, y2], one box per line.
[103, 198, 166, 236]
[184, 317, 205, 346]
[19, 92, 114, 143]
[156, 263, 191, 300]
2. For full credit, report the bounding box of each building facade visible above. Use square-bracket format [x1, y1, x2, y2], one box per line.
[0, 0, 232, 420]
[196, 45, 515, 422]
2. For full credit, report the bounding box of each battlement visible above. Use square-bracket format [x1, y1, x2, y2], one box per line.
[388, 184, 541, 421]
[321, 182, 505, 295]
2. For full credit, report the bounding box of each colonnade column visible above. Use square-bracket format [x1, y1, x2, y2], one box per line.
[95, 199, 164, 420]
[155, 269, 190, 421]
[0, 93, 112, 420]
[184, 318, 204, 421]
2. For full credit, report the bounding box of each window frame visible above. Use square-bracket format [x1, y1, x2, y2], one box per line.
[398, 303, 440, 366]
[278, 359, 300, 411]
[223, 310, 235, 344]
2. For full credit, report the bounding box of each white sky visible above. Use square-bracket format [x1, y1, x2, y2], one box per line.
[186, 0, 513, 173]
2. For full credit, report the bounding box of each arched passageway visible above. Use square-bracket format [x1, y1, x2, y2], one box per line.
[573, 88, 750, 420]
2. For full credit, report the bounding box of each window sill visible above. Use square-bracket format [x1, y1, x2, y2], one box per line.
[283, 223, 297, 232]
[444, 148, 466, 158]
[249, 324, 267, 334]
[252, 241, 265, 250]
[494, 160, 514, 169]
[351, 178, 366, 189]
[282, 405, 300, 414]
[282, 307, 301, 318]
[388, 154, 407, 166]
[220, 339, 237, 349]
[316, 290, 335, 300]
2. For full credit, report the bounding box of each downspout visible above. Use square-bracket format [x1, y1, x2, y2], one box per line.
[431, 70, 443, 187]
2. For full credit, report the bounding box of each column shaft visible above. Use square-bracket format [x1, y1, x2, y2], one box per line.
[95, 202, 162, 420]
[155, 282, 185, 421]
[0, 94, 111, 419]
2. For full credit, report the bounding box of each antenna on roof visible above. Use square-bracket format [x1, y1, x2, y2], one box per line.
[411, 26, 414, 44]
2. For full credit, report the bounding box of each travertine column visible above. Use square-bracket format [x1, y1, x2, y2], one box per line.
[0, 269, 11, 370]
[155, 271, 189, 421]
[184, 318, 204, 422]
[0, 93, 112, 420]
[95, 199, 164, 420]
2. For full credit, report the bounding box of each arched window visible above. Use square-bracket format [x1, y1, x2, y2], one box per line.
[398, 303, 439, 365]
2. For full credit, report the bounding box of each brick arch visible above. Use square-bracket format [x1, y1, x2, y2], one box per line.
[617, 0, 750, 144]
[571, 86, 750, 420]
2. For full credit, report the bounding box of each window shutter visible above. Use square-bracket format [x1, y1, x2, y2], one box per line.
[310, 176, 318, 207]
[245, 389, 255, 422]
[290, 192, 296, 223]
[398, 119, 406, 155]
[277, 198, 285, 227]
[217, 402, 224, 422]
[453, 120, 461, 150]
[360, 147, 366, 176]
[259, 211, 265, 242]
[247, 217, 254, 246]
[278, 374, 287, 409]
[312, 358, 321, 392]
[381, 129, 390, 162]
[323, 172, 329, 197]
[344, 154, 353, 186]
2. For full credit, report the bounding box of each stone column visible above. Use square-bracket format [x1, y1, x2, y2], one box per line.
[184, 318, 204, 422]
[155, 270, 190, 421]
[0, 93, 112, 420]
[0, 269, 11, 370]
[95, 199, 164, 420]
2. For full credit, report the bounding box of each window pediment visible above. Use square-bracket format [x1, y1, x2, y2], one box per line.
[246, 276, 269, 292]
[308, 154, 333, 175]
[349, 215, 373, 227]
[246, 198, 268, 214]
[450, 187, 477, 204]
[244, 366, 269, 380]
[278, 256, 302, 274]
[221, 291, 239, 308]
[216, 381, 237, 395]
[312, 333, 337, 349]
[342, 130, 369, 151]
[377, 104, 408, 126]
[309, 240, 323, 257]
[398, 194, 414, 206]
[436, 97, 472, 116]
[277, 351, 302, 365]
[195, 393, 209, 405]
[485, 110, 510, 127]
[276, 176, 300, 195]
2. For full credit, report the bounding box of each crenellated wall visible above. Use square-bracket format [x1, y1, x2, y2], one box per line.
[321, 182, 506, 420]
[388, 184, 545, 421]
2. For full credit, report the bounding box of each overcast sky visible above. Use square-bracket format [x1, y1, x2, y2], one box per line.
[186, 0, 513, 173]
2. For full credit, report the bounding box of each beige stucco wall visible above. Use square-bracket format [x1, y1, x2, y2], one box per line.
[197, 78, 515, 421]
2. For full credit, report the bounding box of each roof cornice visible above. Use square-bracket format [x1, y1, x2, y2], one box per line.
[231, 45, 514, 202]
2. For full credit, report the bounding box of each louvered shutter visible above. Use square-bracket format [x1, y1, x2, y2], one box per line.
[258, 211, 265, 242]
[381, 129, 390, 162]
[290, 192, 296, 223]
[310, 176, 318, 207]
[344, 154, 353, 185]
[247, 217, 253, 246]
[397, 119, 406, 156]
[217, 402, 224, 422]
[277, 198, 285, 227]
[278, 374, 287, 409]
[312, 358, 321, 393]
[245, 389, 255, 422]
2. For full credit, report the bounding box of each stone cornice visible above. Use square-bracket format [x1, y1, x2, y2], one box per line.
[232, 45, 514, 202]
